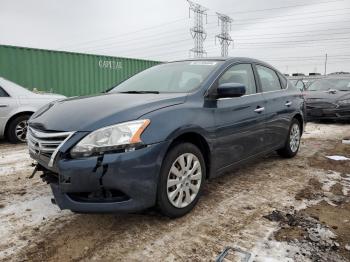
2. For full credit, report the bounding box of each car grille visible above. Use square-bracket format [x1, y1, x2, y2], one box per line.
[27, 127, 75, 167]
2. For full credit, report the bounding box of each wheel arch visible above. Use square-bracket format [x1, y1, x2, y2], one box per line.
[166, 131, 212, 179]
[4, 111, 34, 138]
[292, 113, 304, 134]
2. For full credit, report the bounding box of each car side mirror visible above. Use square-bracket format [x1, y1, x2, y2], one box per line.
[217, 83, 246, 98]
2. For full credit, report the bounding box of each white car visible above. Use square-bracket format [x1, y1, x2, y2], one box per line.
[0, 77, 66, 143]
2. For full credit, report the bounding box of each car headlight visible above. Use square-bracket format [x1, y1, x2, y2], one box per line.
[337, 99, 350, 105]
[71, 119, 150, 158]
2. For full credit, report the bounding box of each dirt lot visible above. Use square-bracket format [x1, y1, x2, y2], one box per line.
[0, 122, 349, 262]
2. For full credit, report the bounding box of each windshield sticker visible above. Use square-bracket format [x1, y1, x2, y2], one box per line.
[190, 61, 217, 66]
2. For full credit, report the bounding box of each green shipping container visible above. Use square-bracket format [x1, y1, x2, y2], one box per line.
[0, 45, 160, 97]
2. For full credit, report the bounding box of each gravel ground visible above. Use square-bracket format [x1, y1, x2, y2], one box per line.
[0, 122, 349, 262]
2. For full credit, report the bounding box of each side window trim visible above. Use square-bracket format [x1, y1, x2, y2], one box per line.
[277, 72, 288, 89]
[251, 63, 262, 93]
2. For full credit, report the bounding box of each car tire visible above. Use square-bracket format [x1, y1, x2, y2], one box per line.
[6, 114, 31, 143]
[277, 118, 301, 158]
[157, 143, 206, 218]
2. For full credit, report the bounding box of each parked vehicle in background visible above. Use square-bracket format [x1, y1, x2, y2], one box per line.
[304, 78, 350, 121]
[290, 79, 315, 91]
[0, 77, 65, 143]
[290, 79, 306, 91]
[28, 57, 305, 217]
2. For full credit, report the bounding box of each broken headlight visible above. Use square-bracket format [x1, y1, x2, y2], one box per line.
[70, 119, 150, 158]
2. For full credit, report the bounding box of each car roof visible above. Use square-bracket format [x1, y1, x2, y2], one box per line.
[170, 57, 281, 74]
[171, 56, 267, 63]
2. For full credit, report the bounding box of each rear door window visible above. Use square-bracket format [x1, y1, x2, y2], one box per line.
[218, 64, 257, 95]
[256, 65, 282, 92]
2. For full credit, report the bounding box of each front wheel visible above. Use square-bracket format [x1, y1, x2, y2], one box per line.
[6, 114, 30, 143]
[277, 118, 301, 158]
[157, 143, 205, 218]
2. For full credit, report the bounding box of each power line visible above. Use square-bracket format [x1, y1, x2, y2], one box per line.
[80, 18, 350, 53]
[58, 17, 188, 49]
[230, 12, 350, 26]
[92, 36, 350, 59]
[112, 41, 350, 60]
[85, 34, 350, 57]
[77, 25, 350, 54]
[59, 0, 346, 51]
[224, 7, 350, 22]
[235, 37, 350, 45]
[222, 0, 345, 15]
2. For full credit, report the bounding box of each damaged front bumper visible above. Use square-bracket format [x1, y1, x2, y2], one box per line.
[31, 141, 168, 213]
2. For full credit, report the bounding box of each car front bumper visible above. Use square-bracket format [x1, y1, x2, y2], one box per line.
[32, 141, 169, 213]
[306, 105, 350, 120]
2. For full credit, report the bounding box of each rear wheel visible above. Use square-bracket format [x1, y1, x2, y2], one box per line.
[157, 143, 205, 218]
[277, 118, 301, 158]
[6, 114, 30, 143]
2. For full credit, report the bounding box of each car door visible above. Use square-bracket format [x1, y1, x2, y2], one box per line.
[0, 86, 18, 126]
[254, 64, 291, 149]
[213, 63, 266, 169]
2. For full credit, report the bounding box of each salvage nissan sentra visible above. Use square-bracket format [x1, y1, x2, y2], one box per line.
[28, 57, 305, 217]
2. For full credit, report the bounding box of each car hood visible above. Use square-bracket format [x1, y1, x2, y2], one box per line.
[18, 93, 66, 104]
[29, 93, 187, 132]
[304, 90, 350, 102]
[33, 93, 66, 99]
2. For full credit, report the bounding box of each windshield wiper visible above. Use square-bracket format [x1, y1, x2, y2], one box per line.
[119, 91, 159, 94]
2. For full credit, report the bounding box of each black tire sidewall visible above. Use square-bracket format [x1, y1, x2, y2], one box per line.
[6, 115, 30, 143]
[157, 143, 206, 218]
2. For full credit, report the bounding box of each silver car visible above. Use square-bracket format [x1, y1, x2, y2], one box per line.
[0, 77, 65, 143]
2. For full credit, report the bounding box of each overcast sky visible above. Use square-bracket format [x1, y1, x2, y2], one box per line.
[1, 0, 350, 74]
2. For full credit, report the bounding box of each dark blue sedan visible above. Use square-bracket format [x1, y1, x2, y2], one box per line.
[28, 57, 305, 217]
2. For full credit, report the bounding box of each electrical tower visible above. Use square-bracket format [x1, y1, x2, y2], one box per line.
[188, 0, 208, 58]
[215, 13, 233, 57]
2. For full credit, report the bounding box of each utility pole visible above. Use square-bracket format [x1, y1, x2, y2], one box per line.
[215, 13, 233, 57]
[188, 0, 208, 58]
[324, 53, 328, 75]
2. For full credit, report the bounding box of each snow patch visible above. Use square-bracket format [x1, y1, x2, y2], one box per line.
[325, 155, 350, 161]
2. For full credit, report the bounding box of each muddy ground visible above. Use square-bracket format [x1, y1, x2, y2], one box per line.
[0, 122, 349, 262]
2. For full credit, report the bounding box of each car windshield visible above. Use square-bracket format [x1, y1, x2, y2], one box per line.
[308, 79, 350, 91]
[109, 61, 223, 94]
[0, 77, 34, 96]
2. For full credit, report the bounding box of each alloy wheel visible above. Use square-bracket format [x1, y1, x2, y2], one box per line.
[15, 120, 28, 142]
[289, 123, 300, 153]
[167, 153, 202, 208]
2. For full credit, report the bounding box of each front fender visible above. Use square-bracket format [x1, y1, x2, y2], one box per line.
[3, 105, 38, 134]
[140, 103, 216, 147]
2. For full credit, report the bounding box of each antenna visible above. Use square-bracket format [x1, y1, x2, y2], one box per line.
[215, 13, 233, 57]
[188, 0, 208, 58]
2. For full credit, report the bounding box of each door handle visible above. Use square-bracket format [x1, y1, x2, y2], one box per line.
[0, 104, 9, 108]
[254, 107, 265, 113]
[285, 101, 292, 107]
